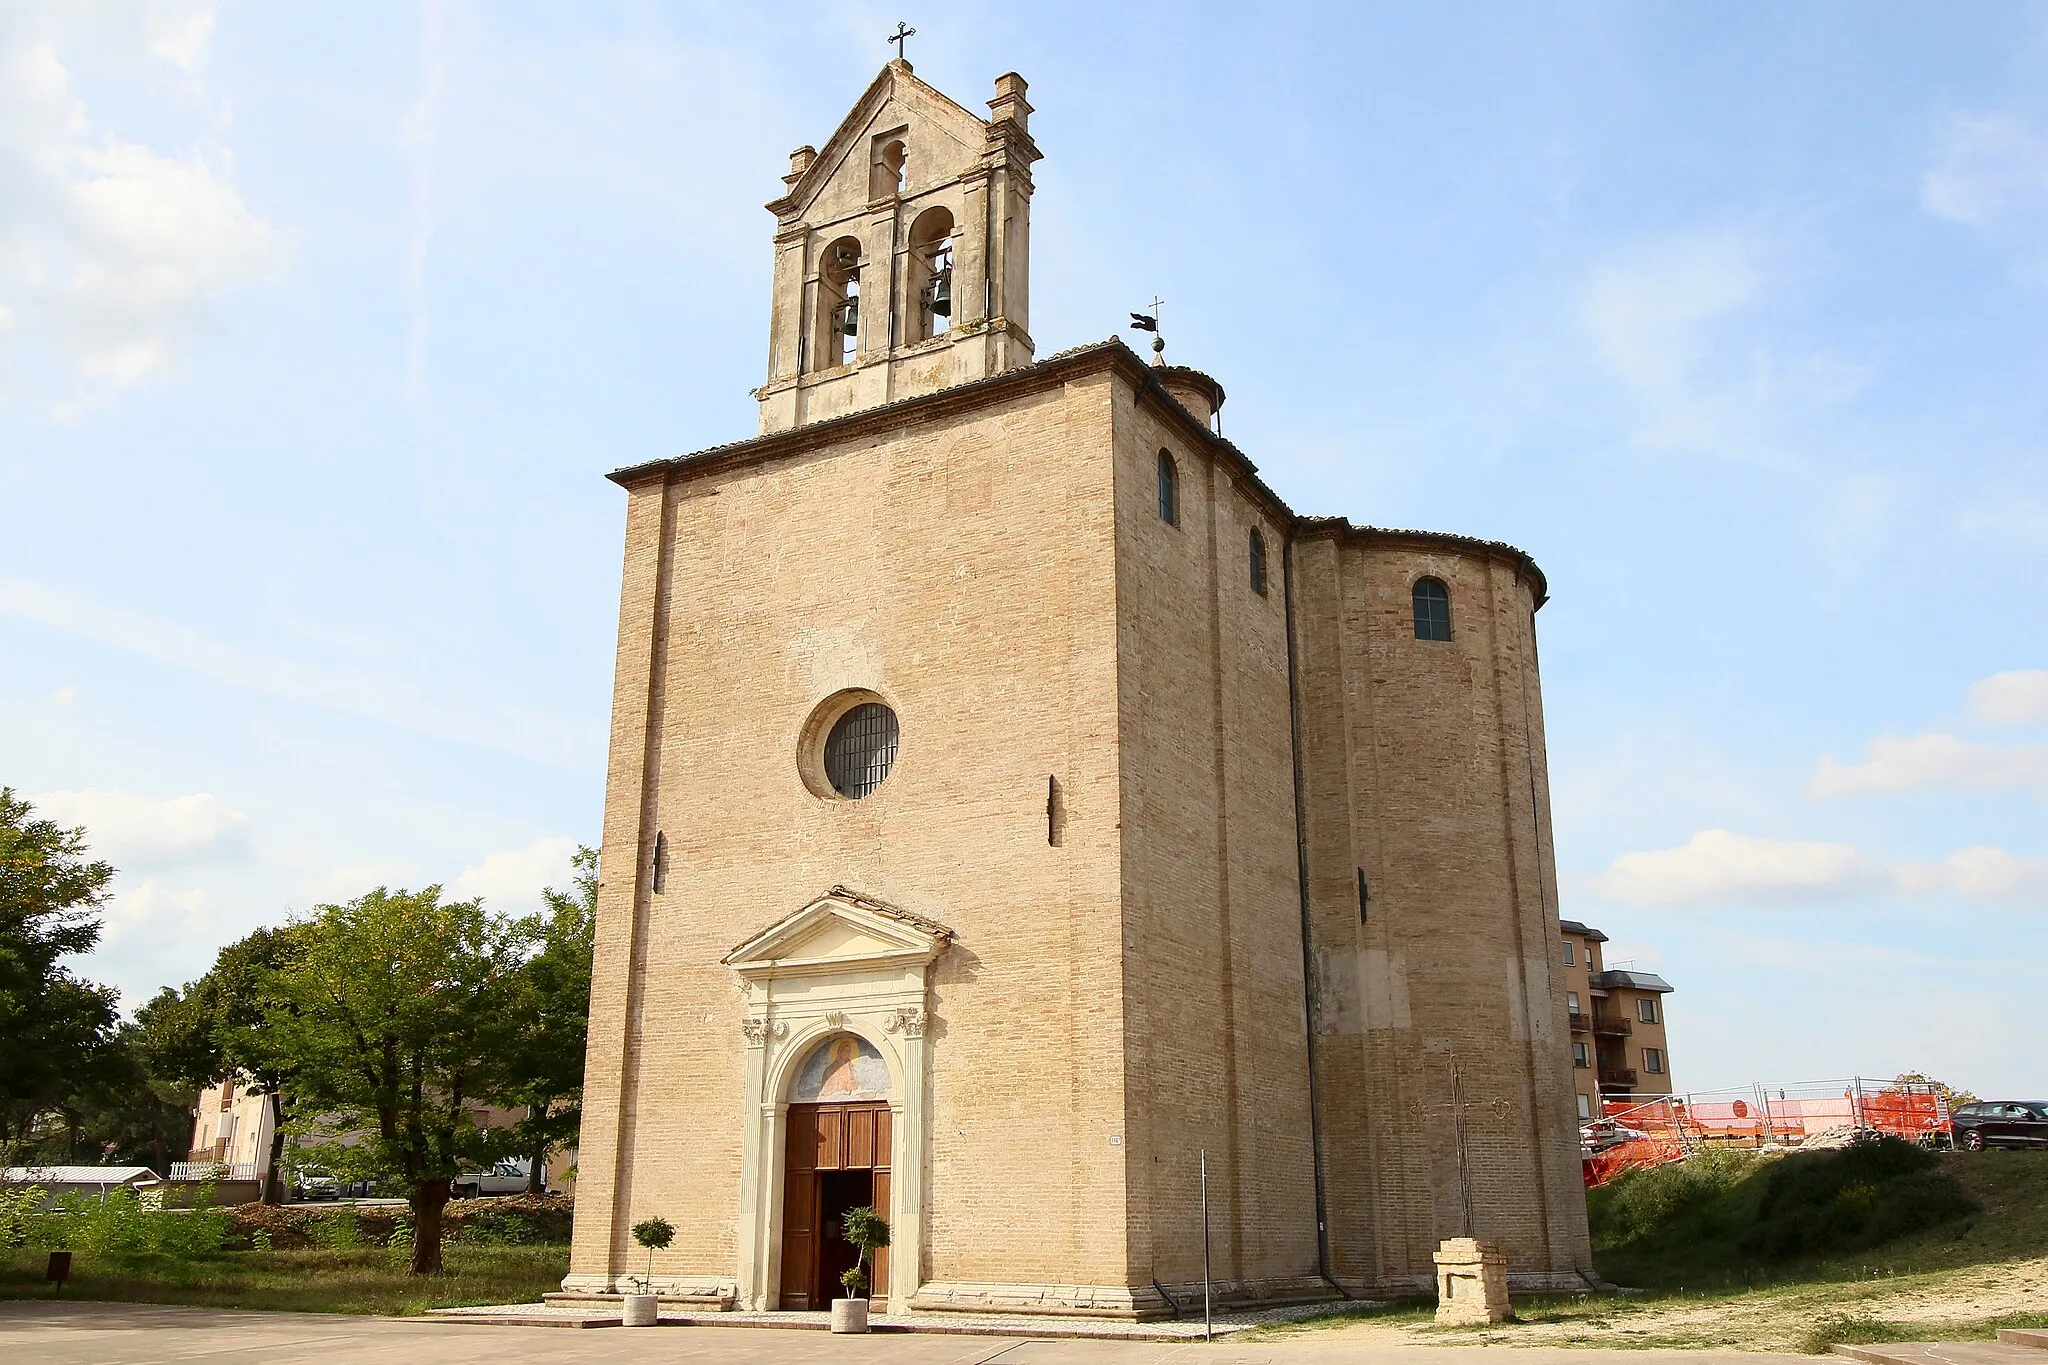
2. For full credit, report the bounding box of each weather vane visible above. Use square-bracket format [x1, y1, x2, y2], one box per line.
[888, 21, 915, 61]
[1129, 295, 1166, 361]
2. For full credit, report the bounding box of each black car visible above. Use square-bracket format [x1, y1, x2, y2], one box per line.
[1950, 1100, 2048, 1150]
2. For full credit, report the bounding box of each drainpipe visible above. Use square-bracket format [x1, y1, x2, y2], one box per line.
[1282, 529, 1345, 1299]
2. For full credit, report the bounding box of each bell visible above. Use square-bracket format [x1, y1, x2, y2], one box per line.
[837, 298, 859, 337]
[926, 268, 952, 318]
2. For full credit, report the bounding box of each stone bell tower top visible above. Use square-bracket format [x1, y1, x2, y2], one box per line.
[754, 61, 1041, 434]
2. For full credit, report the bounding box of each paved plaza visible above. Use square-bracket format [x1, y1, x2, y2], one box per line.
[0, 1300, 1805, 1365]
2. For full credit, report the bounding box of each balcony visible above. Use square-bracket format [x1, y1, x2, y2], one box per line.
[1598, 1068, 1638, 1090]
[1568, 1012, 1591, 1033]
[1591, 1015, 1634, 1037]
[170, 1160, 258, 1181]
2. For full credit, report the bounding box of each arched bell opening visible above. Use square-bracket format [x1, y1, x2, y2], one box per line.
[907, 207, 955, 344]
[775, 1032, 896, 1311]
[812, 236, 863, 371]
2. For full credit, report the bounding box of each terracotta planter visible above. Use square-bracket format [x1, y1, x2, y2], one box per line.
[829, 1297, 870, 1333]
[621, 1292, 659, 1327]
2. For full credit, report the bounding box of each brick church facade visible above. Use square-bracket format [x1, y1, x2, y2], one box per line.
[568, 59, 1595, 1315]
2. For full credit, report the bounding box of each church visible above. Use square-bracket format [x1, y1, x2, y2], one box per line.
[568, 58, 1596, 1316]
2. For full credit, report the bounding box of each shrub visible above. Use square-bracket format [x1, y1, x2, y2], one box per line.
[306, 1210, 363, 1250]
[1737, 1134, 1976, 1262]
[1590, 1145, 1759, 1251]
[0, 1186, 47, 1248]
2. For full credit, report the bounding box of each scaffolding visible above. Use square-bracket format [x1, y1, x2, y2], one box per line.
[1581, 1077, 1953, 1187]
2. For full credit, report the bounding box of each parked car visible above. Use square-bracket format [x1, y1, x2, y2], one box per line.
[1949, 1100, 2048, 1150]
[292, 1173, 341, 1201]
[450, 1159, 539, 1199]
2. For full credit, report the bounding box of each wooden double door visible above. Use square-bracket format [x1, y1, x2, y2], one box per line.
[779, 1102, 892, 1309]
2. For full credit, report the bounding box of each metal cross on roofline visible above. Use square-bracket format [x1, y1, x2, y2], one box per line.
[888, 21, 915, 61]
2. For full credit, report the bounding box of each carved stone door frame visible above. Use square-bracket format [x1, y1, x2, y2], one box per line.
[725, 888, 947, 1313]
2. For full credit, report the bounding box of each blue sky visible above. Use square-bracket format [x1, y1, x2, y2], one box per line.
[3, 2, 2044, 1097]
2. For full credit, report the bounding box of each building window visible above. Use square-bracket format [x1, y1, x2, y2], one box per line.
[1156, 450, 1178, 525]
[1567, 991, 1580, 1014]
[825, 702, 900, 798]
[1643, 1047, 1664, 1075]
[651, 830, 668, 893]
[1577, 1093, 1592, 1120]
[1249, 527, 1268, 596]
[1638, 996, 1660, 1024]
[1413, 577, 1452, 641]
[1571, 1042, 1590, 1068]
[1562, 940, 1574, 966]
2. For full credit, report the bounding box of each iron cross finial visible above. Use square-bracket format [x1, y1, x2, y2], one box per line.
[888, 21, 915, 61]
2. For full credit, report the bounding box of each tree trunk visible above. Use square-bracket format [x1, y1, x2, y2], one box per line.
[409, 1178, 452, 1275]
[527, 1103, 549, 1195]
[262, 1096, 290, 1206]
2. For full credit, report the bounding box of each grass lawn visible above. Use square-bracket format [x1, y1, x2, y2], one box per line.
[0, 1244, 568, 1316]
[1252, 1148, 2048, 1353]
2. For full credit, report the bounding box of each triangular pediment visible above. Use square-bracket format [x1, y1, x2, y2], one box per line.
[766, 61, 990, 221]
[724, 886, 953, 977]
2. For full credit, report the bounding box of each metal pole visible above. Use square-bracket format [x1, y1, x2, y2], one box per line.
[1201, 1149, 1212, 1343]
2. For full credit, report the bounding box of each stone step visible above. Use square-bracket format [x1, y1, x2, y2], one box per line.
[540, 1291, 734, 1310]
[1997, 1332, 2048, 1352]
[1835, 1344, 2048, 1365]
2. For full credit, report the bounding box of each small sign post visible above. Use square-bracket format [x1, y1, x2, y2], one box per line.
[46, 1251, 71, 1296]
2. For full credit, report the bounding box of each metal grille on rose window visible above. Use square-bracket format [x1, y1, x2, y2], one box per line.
[824, 703, 900, 798]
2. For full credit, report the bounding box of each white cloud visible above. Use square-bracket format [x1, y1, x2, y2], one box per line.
[1956, 494, 2048, 553]
[1808, 732, 2048, 800]
[101, 876, 209, 938]
[29, 787, 250, 870]
[0, 574, 600, 769]
[1580, 224, 1868, 458]
[452, 836, 578, 913]
[1922, 112, 2048, 228]
[1585, 226, 1761, 419]
[1590, 828, 1886, 908]
[1588, 828, 2047, 910]
[1923, 111, 2048, 283]
[1972, 670, 2048, 725]
[0, 5, 289, 413]
[1896, 846, 2048, 902]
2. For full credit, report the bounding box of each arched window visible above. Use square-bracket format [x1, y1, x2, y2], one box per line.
[1156, 450, 1178, 526]
[1412, 577, 1452, 641]
[908, 207, 954, 343]
[870, 139, 907, 200]
[813, 236, 862, 370]
[1248, 527, 1268, 596]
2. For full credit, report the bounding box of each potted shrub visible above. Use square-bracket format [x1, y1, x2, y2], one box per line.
[625, 1216, 673, 1327]
[830, 1205, 890, 1333]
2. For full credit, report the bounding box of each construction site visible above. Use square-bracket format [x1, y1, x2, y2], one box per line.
[1582, 1076, 1957, 1186]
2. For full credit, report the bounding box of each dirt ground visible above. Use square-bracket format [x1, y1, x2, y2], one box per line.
[1253, 1255, 2048, 1354]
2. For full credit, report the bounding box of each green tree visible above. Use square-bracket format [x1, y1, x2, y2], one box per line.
[0, 789, 119, 1165]
[499, 845, 596, 1193]
[59, 992, 213, 1171]
[251, 886, 528, 1274]
[201, 924, 311, 1203]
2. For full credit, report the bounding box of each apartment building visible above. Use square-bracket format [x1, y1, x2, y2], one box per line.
[1558, 920, 1675, 1117]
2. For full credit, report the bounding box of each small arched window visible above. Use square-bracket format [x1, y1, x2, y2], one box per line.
[1248, 527, 1268, 596]
[1156, 450, 1178, 526]
[1412, 577, 1452, 641]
